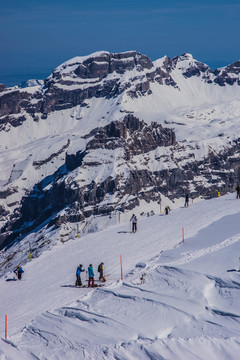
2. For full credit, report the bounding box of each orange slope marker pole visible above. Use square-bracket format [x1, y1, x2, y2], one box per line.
[5, 315, 7, 339]
[29, 244, 32, 261]
[120, 255, 123, 280]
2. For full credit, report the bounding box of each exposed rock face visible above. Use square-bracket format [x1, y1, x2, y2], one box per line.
[160, 53, 240, 85]
[72, 51, 153, 79]
[39, 51, 175, 114]
[0, 88, 31, 129]
[0, 114, 27, 131]
[214, 61, 240, 86]
[1, 115, 240, 250]
[1, 51, 240, 126]
[161, 54, 211, 77]
[85, 114, 176, 155]
[0, 187, 18, 199]
[0, 52, 185, 124]
[0, 84, 6, 92]
[0, 90, 31, 117]
[0, 116, 176, 248]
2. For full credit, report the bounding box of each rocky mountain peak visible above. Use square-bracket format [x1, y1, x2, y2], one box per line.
[1, 51, 240, 128]
[174, 53, 211, 78]
[19, 79, 44, 88]
[48, 50, 154, 84]
[213, 60, 240, 86]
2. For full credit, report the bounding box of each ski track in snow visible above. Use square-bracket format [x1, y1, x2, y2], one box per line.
[1, 194, 240, 359]
[160, 233, 240, 267]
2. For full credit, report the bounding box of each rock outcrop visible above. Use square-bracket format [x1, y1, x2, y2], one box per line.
[1, 114, 240, 250]
[1, 51, 240, 126]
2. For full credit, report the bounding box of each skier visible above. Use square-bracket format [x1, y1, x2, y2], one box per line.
[98, 262, 106, 282]
[130, 214, 137, 233]
[236, 183, 240, 199]
[14, 266, 24, 280]
[165, 206, 170, 215]
[75, 264, 85, 287]
[184, 193, 189, 207]
[88, 264, 95, 287]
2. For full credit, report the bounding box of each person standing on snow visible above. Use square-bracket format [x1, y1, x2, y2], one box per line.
[130, 214, 137, 233]
[184, 193, 189, 207]
[98, 262, 106, 282]
[165, 206, 170, 215]
[236, 183, 240, 199]
[14, 266, 24, 280]
[88, 264, 95, 287]
[75, 264, 85, 286]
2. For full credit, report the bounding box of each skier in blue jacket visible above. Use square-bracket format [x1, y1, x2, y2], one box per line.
[88, 264, 95, 287]
[14, 266, 24, 280]
[75, 264, 85, 286]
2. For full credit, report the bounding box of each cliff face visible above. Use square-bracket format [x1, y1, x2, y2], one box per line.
[1, 51, 240, 125]
[1, 113, 240, 250]
[0, 51, 175, 124]
[1, 50, 240, 250]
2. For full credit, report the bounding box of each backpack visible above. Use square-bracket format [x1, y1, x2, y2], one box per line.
[98, 264, 101, 272]
[131, 215, 137, 223]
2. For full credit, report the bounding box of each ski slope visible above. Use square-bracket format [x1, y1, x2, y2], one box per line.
[1, 193, 240, 359]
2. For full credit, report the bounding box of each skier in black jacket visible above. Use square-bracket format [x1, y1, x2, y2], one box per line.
[98, 262, 106, 282]
[184, 193, 189, 207]
[236, 183, 240, 199]
[130, 214, 137, 233]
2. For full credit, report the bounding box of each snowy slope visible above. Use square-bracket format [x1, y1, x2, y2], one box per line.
[1, 193, 240, 359]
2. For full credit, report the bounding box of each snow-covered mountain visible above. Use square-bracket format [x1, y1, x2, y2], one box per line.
[18, 79, 44, 89]
[0, 50, 240, 252]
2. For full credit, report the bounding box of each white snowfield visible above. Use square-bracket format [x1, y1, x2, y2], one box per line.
[1, 193, 240, 359]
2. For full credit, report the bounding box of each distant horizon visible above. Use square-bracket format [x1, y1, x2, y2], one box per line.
[1, 1, 239, 87]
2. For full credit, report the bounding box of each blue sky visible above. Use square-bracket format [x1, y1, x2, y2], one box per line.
[0, 0, 239, 86]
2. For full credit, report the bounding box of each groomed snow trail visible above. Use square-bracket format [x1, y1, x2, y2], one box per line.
[1, 193, 240, 359]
